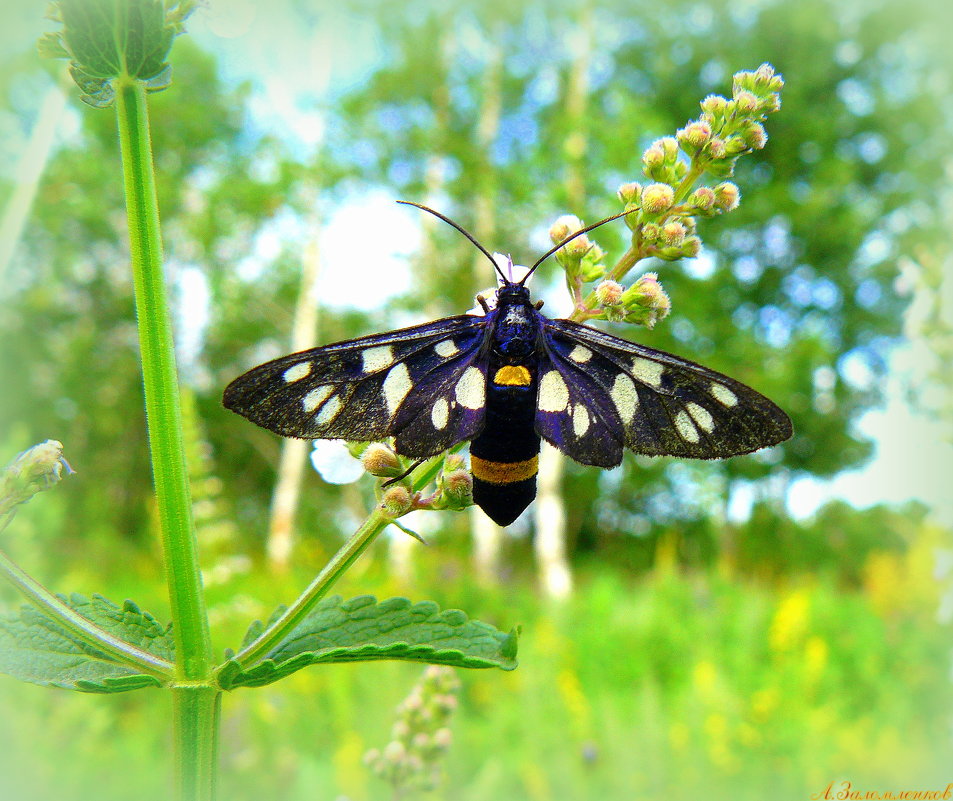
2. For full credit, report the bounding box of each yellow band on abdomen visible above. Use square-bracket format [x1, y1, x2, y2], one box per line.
[471, 454, 539, 484]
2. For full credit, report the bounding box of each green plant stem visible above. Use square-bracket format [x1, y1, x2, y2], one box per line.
[227, 453, 450, 671]
[172, 685, 221, 801]
[0, 535, 174, 678]
[115, 79, 212, 683]
[116, 78, 216, 801]
[229, 507, 391, 669]
[570, 244, 641, 322]
[673, 162, 705, 203]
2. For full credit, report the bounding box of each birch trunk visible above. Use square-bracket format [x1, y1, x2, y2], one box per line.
[0, 75, 69, 283]
[468, 38, 506, 585]
[264, 27, 335, 572]
[266, 234, 322, 571]
[532, 6, 593, 599]
[388, 28, 456, 581]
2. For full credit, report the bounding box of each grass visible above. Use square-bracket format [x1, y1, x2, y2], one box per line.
[0, 526, 949, 801]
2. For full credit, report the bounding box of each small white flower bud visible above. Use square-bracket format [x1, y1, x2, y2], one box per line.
[361, 443, 401, 477]
[381, 485, 413, 518]
[713, 182, 740, 211]
[677, 121, 712, 150]
[700, 94, 728, 116]
[707, 138, 727, 159]
[689, 187, 716, 211]
[433, 728, 453, 748]
[1, 440, 73, 516]
[661, 221, 686, 247]
[741, 121, 768, 149]
[640, 183, 675, 215]
[617, 182, 642, 204]
[734, 90, 758, 113]
[383, 740, 407, 764]
[642, 141, 666, 169]
[681, 236, 702, 257]
[549, 214, 583, 245]
[595, 279, 623, 306]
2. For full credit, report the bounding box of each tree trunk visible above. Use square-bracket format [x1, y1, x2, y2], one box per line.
[0, 74, 69, 283]
[385, 28, 457, 583]
[266, 234, 322, 571]
[534, 442, 573, 598]
[468, 37, 507, 584]
[533, 5, 593, 599]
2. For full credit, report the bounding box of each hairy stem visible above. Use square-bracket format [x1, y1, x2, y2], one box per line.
[172, 686, 221, 801]
[115, 79, 212, 682]
[115, 78, 216, 801]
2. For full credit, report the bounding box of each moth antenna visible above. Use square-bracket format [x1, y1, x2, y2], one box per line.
[520, 209, 633, 285]
[397, 200, 508, 284]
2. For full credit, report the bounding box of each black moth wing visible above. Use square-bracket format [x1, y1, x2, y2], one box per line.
[538, 318, 793, 465]
[223, 314, 489, 457]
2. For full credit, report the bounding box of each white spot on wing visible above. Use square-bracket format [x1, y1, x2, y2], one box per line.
[431, 397, 449, 429]
[675, 410, 700, 442]
[455, 366, 485, 410]
[572, 404, 590, 436]
[538, 370, 569, 412]
[315, 395, 342, 426]
[434, 340, 459, 358]
[283, 362, 312, 383]
[302, 385, 333, 413]
[631, 357, 664, 388]
[383, 363, 412, 415]
[687, 402, 715, 432]
[362, 345, 394, 373]
[569, 345, 592, 363]
[710, 383, 738, 407]
[611, 374, 639, 423]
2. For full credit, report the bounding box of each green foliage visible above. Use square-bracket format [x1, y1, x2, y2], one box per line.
[0, 594, 172, 692]
[1, 560, 949, 801]
[219, 595, 517, 690]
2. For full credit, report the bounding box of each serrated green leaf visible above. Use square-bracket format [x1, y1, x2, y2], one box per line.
[69, 64, 116, 108]
[36, 32, 69, 59]
[144, 63, 172, 92]
[219, 595, 518, 690]
[0, 594, 174, 693]
[41, 0, 188, 100]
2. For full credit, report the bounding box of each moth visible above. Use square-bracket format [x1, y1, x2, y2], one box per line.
[224, 202, 792, 526]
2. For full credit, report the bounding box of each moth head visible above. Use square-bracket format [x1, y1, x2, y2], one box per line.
[492, 253, 532, 287]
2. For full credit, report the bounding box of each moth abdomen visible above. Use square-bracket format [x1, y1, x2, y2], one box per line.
[469, 368, 540, 526]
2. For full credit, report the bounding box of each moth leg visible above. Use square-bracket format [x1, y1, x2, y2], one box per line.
[382, 457, 428, 488]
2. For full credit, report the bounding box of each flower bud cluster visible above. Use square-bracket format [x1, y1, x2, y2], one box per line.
[428, 454, 473, 511]
[549, 215, 607, 283]
[611, 63, 779, 263]
[547, 66, 780, 334]
[594, 272, 671, 329]
[355, 441, 475, 518]
[685, 62, 783, 179]
[364, 666, 462, 794]
[641, 136, 688, 185]
[1, 440, 74, 517]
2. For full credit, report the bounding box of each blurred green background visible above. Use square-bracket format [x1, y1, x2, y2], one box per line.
[1, 0, 952, 799]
